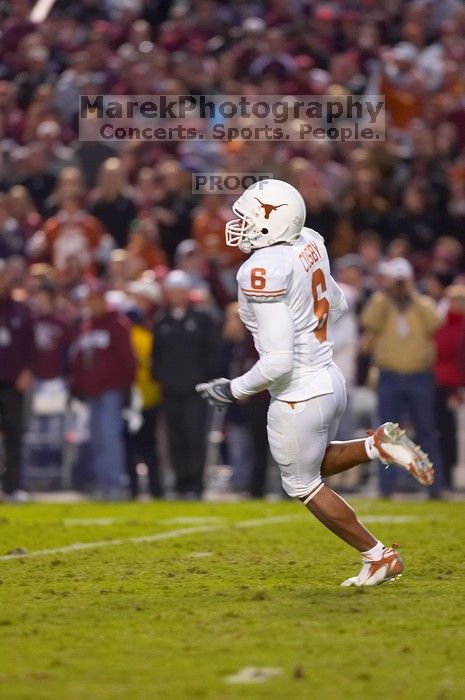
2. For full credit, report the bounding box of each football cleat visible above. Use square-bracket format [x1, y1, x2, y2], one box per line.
[372, 422, 435, 486]
[341, 545, 404, 587]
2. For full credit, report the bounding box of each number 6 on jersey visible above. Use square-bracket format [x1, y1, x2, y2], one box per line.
[250, 267, 267, 290]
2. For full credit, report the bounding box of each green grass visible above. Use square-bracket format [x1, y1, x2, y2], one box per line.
[0, 498, 463, 700]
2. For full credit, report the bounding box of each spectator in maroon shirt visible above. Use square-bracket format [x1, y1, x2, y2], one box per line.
[70, 280, 136, 499]
[0, 258, 36, 499]
[30, 283, 70, 381]
[434, 285, 465, 488]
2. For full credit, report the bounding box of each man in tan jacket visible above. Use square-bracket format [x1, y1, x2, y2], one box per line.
[361, 258, 443, 497]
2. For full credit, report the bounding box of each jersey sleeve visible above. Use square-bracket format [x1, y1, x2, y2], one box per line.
[237, 258, 291, 303]
[230, 301, 294, 399]
[328, 275, 348, 322]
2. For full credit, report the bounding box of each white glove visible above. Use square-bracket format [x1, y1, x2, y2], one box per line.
[195, 377, 234, 410]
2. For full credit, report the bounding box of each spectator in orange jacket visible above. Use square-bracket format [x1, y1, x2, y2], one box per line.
[30, 193, 104, 273]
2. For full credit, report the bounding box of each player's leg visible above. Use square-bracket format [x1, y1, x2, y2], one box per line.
[302, 483, 376, 550]
[293, 370, 381, 551]
[320, 383, 435, 488]
[267, 367, 403, 586]
[321, 424, 435, 486]
[296, 397, 404, 586]
[316, 363, 367, 480]
[320, 438, 370, 477]
[267, 383, 379, 552]
[305, 483, 403, 586]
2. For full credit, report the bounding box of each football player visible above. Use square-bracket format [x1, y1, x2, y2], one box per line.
[196, 179, 434, 586]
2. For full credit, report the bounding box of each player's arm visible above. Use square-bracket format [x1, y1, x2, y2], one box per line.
[196, 262, 293, 407]
[196, 302, 294, 407]
[316, 235, 348, 322]
[231, 300, 294, 399]
[328, 275, 348, 322]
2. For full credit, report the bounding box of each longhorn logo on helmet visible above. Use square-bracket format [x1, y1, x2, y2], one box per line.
[254, 198, 288, 219]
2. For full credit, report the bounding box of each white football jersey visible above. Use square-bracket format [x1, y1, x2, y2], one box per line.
[236, 227, 347, 401]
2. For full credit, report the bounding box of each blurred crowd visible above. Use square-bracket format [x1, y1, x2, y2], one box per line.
[0, 0, 465, 501]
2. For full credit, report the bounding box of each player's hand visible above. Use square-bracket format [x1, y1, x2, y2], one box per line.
[195, 378, 234, 410]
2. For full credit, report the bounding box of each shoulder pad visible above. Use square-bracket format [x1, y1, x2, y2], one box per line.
[237, 249, 291, 303]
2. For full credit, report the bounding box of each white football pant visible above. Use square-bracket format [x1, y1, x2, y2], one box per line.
[267, 363, 347, 499]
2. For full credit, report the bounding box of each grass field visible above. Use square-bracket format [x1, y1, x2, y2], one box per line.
[0, 498, 464, 700]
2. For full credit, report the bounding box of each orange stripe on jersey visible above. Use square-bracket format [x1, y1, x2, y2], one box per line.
[240, 287, 287, 296]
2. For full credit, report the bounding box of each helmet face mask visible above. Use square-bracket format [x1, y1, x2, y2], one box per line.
[225, 179, 306, 253]
[224, 203, 256, 253]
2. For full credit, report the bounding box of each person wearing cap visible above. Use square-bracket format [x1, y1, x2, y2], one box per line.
[125, 275, 163, 499]
[0, 259, 36, 501]
[70, 279, 136, 499]
[361, 258, 443, 497]
[433, 285, 465, 489]
[174, 239, 208, 291]
[151, 270, 220, 499]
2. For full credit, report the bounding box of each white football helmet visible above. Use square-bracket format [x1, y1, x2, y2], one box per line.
[225, 179, 306, 253]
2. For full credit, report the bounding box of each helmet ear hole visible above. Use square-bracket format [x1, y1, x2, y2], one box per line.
[261, 228, 269, 234]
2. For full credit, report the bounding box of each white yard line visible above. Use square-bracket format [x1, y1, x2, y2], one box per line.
[63, 518, 125, 527]
[0, 514, 301, 562]
[62, 516, 226, 527]
[0, 513, 422, 562]
[360, 515, 420, 524]
[235, 514, 305, 528]
[159, 516, 226, 526]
